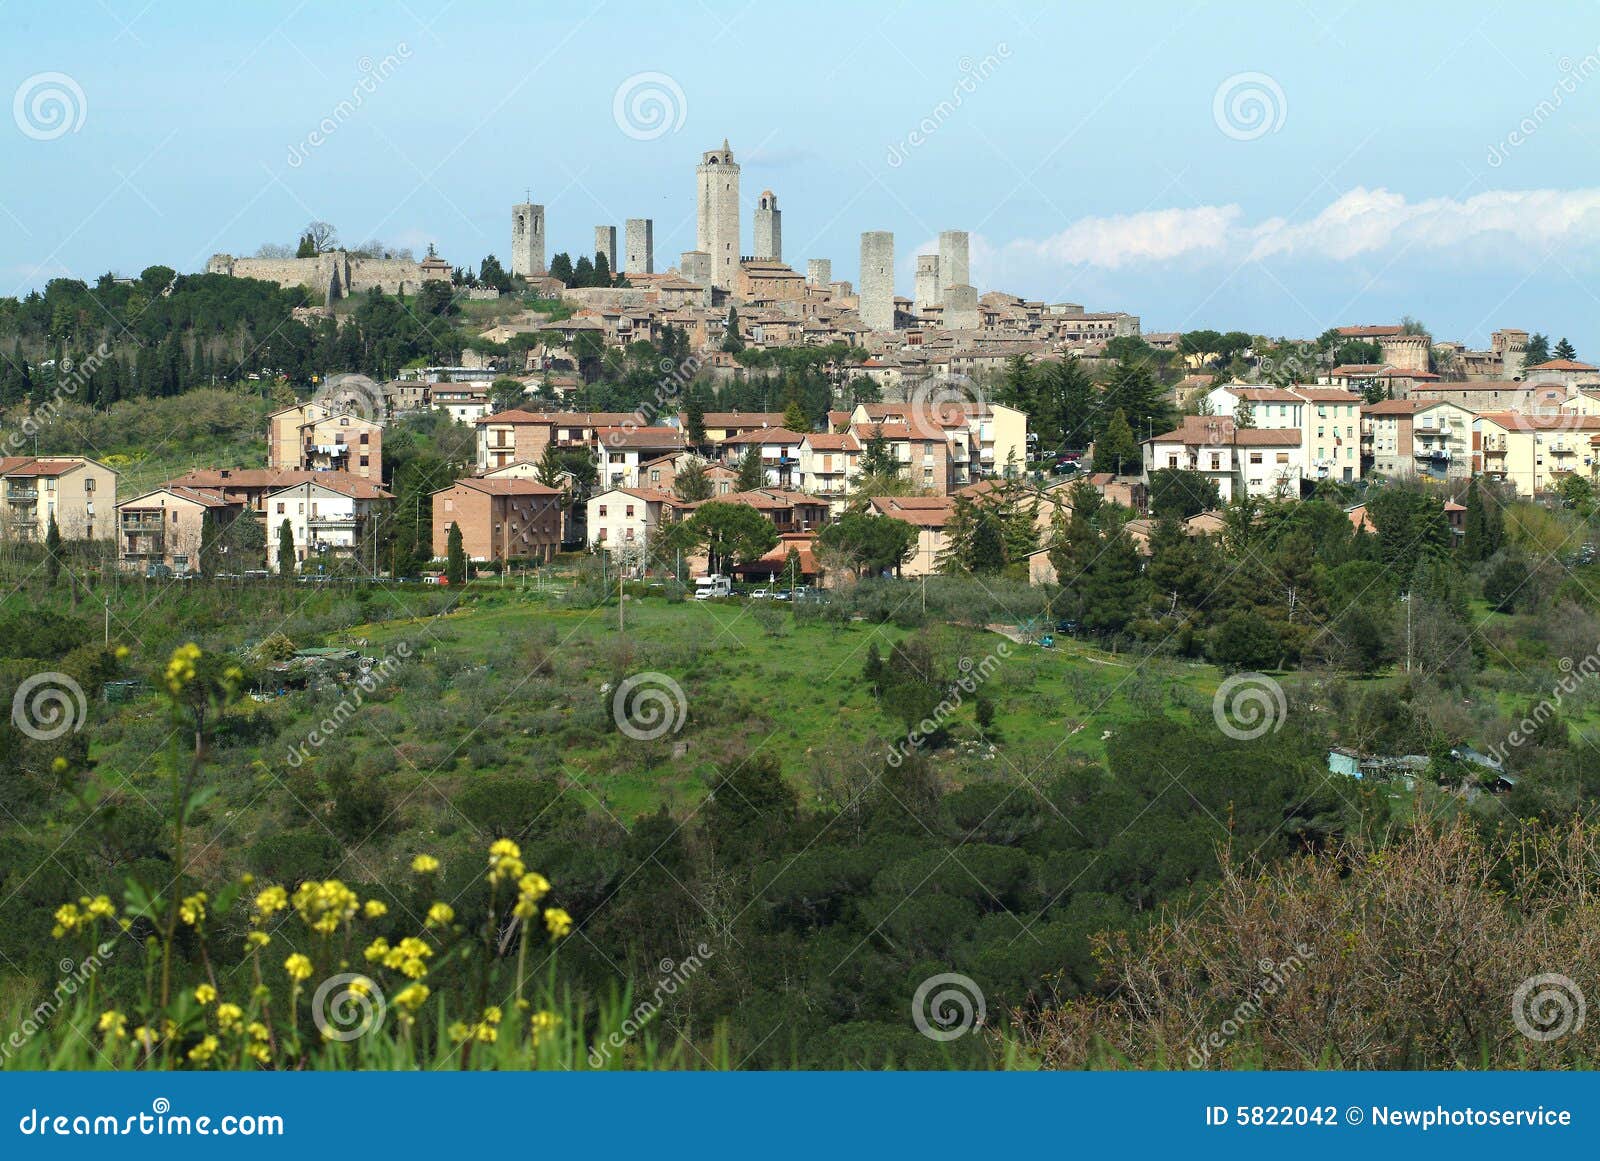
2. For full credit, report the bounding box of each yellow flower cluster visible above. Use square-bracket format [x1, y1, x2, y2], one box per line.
[411, 854, 440, 874]
[364, 936, 433, 979]
[363, 899, 388, 919]
[449, 1005, 503, 1045]
[178, 892, 208, 927]
[426, 902, 454, 928]
[528, 1010, 560, 1045]
[97, 1010, 127, 1039]
[51, 895, 116, 937]
[544, 908, 573, 939]
[283, 953, 313, 982]
[488, 838, 524, 885]
[216, 1003, 245, 1034]
[512, 872, 550, 920]
[292, 879, 360, 935]
[253, 885, 288, 919]
[193, 983, 217, 1005]
[187, 1034, 220, 1064]
[393, 983, 430, 1012]
[165, 642, 201, 695]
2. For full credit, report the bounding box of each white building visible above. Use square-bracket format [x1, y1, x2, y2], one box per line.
[584, 487, 682, 556]
[1142, 417, 1306, 502]
[264, 479, 391, 573]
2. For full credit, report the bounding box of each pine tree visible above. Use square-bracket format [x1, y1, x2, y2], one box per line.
[1461, 478, 1504, 563]
[684, 390, 708, 448]
[782, 398, 809, 432]
[446, 521, 467, 584]
[735, 447, 766, 491]
[1096, 409, 1138, 476]
[44, 514, 62, 585]
[277, 519, 296, 578]
[1554, 337, 1577, 361]
[548, 252, 574, 286]
[722, 306, 744, 353]
[593, 251, 612, 286]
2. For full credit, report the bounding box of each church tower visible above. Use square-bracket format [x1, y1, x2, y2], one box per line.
[753, 190, 781, 262]
[511, 202, 545, 277]
[696, 140, 740, 291]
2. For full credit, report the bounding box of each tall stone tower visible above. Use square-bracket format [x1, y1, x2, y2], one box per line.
[753, 190, 782, 262]
[696, 139, 741, 291]
[625, 219, 654, 274]
[915, 254, 942, 312]
[859, 231, 895, 332]
[807, 259, 831, 288]
[594, 226, 618, 272]
[938, 230, 970, 291]
[511, 202, 546, 278]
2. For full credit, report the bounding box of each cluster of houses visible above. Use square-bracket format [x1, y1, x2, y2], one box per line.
[1142, 354, 1600, 502]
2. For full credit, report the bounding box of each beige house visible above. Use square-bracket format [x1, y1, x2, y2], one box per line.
[1475, 412, 1600, 496]
[0, 456, 118, 542]
[867, 496, 955, 576]
[114, 485, 240, 575]
[268, 402, 384, 480]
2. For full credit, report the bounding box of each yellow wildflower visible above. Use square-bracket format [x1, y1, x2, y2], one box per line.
[363, 937, 390, 963]
[544, 907, 573, 939]
[187, 1034, 220, 1064]
[245, 931, 271, 950]
[216, 1004, 244, 1034]
[528, 1010, 560, 1044]
[380, 937, 433, 979]
[193, 983, 217, 1005]
[164, 642, 201, 694]
[97, 1010, 127, 1039]
[84, 895, 115, 920]
[114, 645, 130, 661]
[487, 838, 524, 885]
[393, 983, 430, 1012]
[177, 892, 208, 927]
[253, 885, 288, 918]
[362, 899, 388, 919]
[513, 872, 552, 919]
[411, 854, 440, 874]
[291, 879, 359, 936]
[283, 953, 313, 982]
[426, 902, 454, 928]
[482, 1005, 503, 1025]
[51, 902, 82, 938]
[447, 1021, 472, 1044]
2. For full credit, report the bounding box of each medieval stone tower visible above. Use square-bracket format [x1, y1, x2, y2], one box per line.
[859, 231, 895, 332]
[696, 139, 741, 291]
[625, 219, 654, 274]
[807, 258, 832, 288]
[595, 225, 618, 272]
[915, 254, 942, 312]
[511, 202, 546, 278]
[753, 190, 782, 262]
[938, 230, 970, 292]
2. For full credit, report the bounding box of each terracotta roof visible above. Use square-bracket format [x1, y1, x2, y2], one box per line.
[118, 485, 234, 509]
[476, 410, 643, 426]
[720, 427, 806, 445]
[868, 496, 955, 527]
[595, 426, 688, 450]
[164, 468, 391, 499]
[800, 433, 860, 451]
[439, 477, 562, 497]
[1363, 400, 1428, 415]
[0, 456, 104, 478]
[1530, 358, 1599, 372]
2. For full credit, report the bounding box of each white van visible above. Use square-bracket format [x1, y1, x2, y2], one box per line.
[694, 574, 731, 600]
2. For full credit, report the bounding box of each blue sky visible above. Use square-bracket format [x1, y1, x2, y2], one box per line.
[6, 0, 1600, 351]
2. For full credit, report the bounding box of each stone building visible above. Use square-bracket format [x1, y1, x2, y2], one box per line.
[915, 254, 942, 312]
[859, 231, 895, 332]
[432, 477, 563, 564]
[1378, 332, 1431, 373]
[696, 140, 741, 291]
[679, 250, 712, 288]
[511, 202, 546, 278]
[939, 230, 970, 291]
[625, 218, 654, 274]
[944, 283, 980, 330]
[807, 259, 831, 288]
[206, 250, 433, 301]
[753, 190, 782, 261]
[595, 225, 617, 271]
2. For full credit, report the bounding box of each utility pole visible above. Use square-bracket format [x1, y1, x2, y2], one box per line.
[103, 596, 109, 646]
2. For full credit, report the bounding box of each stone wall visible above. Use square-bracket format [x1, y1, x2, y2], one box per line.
[207, 251, 429, 299]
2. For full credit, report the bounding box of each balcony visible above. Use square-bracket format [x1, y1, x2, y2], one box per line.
[5, 487, 38, 503]
[309, 515, 359, 529]
[1414, 447, 1451, 462]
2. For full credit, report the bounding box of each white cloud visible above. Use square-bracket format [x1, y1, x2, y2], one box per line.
[1004, 187, 1600, 271]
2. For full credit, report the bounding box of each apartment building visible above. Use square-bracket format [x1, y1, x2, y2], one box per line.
[1474, 413, 1600, 496]
[431, 477, 564, 564]
[267, 402, 384, 480]
[0, 456, 117, 542]
[1142, 417, 1305, 502]
[264, 479, 392, 573]
[114, 485, 240, 575]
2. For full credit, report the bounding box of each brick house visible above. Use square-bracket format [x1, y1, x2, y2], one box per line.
[432, 477, 565, 563]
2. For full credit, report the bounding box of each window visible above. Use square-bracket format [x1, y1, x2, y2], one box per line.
[84, 478, 94, 494]
[360, 433, 369, 445]
[1249, 452, 1263, 464]
[598, 505, 607, 517]
[1276, 453, 1289, 464]
[626, 505, 635, 517]
[276, 502, 285, 514]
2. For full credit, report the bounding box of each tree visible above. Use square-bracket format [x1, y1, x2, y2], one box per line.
[548, 252, 574, 286]
[859, 425, 899, 478]
[572, 256, 595, 287]
[1461, 477, 1505, 563]
[446, 521, 467, 584]
[684, 390, 708, 449]
[1077, 527, 1147, 637]
[722, 306, 745, 353]
[1525, 334, 1550, 366]
[735, 447, 766, 491]
[1149, 468, 1222, 521]
[815, 512, 917, 578]
[1554, 337, 1577, 362]
[683, 502, 779, 574]
[1095, 408, 1138, 476]
[478, 254, 512, 293]
[277, 519, 296, 578]
[488, 377, 526, 414]
[673, 457, 714, 502]
[302, 221, 338, 253]
[1482, 551, 1530, 613]
[44, 514, 62, 584]
[593, 251, 613, 287]
[782, 398, 810, 432]
[1099, 357, 1168, 444]
[1209, 611, 1282, 673]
